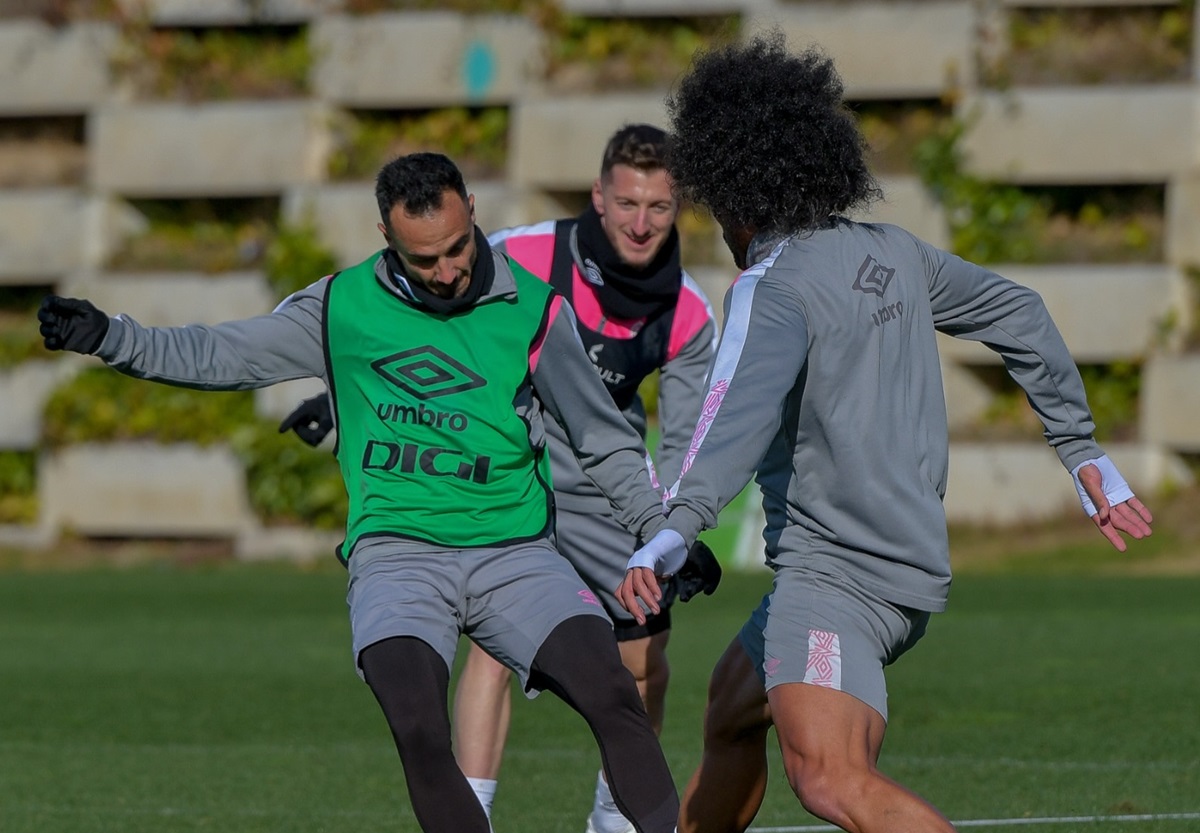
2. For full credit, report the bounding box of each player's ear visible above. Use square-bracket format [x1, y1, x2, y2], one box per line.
[591, 178, 605, 216]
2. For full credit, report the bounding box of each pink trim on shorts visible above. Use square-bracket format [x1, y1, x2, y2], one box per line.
[803, 629, 842, 690]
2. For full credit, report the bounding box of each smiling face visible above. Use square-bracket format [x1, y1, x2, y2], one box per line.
[591, 163, 678, 270]
[379, 190, 477, 299]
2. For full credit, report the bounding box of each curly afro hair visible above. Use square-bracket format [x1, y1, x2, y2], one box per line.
[666, 30, 880, 236]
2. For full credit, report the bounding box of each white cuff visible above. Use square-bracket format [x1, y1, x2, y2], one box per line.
[1070, 454, 1135, 518]
[626, 529, 688, 577]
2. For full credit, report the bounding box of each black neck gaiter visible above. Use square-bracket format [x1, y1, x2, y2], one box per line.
[385, 226, 495, 315]
[573, 205, 682, 321]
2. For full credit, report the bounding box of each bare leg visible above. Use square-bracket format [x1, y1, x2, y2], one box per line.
[768, 682, 956, 833]
[452, 641, 513, 779]
[618, 630, 671, 734]
[679, 638, 773, 833]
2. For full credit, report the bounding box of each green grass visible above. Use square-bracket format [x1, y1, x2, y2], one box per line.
[0, 554, 1197, 832]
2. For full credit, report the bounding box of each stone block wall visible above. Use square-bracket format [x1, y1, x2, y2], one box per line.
[0, 0, 1197, 555]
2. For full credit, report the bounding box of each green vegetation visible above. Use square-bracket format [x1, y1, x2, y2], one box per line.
[111, 23, 311, 101]
[263, 219, 340, 298]
[41, 368, 257, 448]
[914, 115, 1051, 264]
[107, 198, 276, 273]
[0, 451, 37, 524]
[0, 286, 50, 370]
[229, 423, 346, 531]
[542, 14, 738, 92]
[958, 361, 1144, 443]
[342, 0, 543, 12]
[854, 100, 948, 176]
[985, 4, 1194, 88]
[913, 117, 1163, 264]
[40, 369, 347, 529]
[107, 199, 340, 286]
[328, 108, 509, 182]
[1156, 266, 1200, 352]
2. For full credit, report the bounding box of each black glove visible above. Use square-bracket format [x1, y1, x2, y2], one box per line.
[37, 295, 109, 354]
[279, 393, 334, 447]
[675, 539, 722, 602]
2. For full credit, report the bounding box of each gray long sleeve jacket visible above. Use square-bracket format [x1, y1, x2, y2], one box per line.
[664, 220, 1103, 612]
[488, 221, 718, 515]
[93, 243, 668, 558]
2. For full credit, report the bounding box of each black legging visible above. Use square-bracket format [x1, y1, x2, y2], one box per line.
[359, 635, 490, 832]
[529, 615, 680, 833]
[359, 616, 679, 833]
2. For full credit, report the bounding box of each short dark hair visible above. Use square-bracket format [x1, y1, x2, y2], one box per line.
[375, 152, 469, 226]
[665, 30, 880, 235]
[600, 123, 667, 177]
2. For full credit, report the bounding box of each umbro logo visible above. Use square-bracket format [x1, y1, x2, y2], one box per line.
[852, 255, 894, 298]
[582, 257, 605, 287]
[371, 346, 486, 401]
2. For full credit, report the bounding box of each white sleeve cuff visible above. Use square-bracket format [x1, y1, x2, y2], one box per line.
[626, 528, 688, 576]
[1070, 454, 1135, 518]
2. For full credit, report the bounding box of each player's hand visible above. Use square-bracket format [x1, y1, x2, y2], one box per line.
[616, 529, 689, 624]
[37, 295, 109, 354]
[676, 540, 722, 602]
[1073, 455, 1153, 552]
[615, 567, 662, 626]
[279, 394, 334, 446]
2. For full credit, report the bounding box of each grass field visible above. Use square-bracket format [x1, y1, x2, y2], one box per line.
[1, 496, 1198, 833]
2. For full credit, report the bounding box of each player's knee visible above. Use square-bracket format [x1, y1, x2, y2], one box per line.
[463, 645, 512, 686]
[630, 643, 669, 699]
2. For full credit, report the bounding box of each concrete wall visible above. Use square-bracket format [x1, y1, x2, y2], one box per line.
[1, 0, 1197, 551]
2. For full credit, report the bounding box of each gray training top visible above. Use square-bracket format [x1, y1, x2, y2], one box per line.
[664, 219, 1104, 613]
[92, 245, 669, 563]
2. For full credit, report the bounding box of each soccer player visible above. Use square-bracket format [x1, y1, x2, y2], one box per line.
[282, 125, 720, 833]
[459, 123, 717, 833]
[38, 152, 680, 833]
[617, 33, 1155, 833]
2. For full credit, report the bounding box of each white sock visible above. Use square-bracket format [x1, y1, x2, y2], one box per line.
[466, 776, 497, 827]
[589, 769, 634, 833]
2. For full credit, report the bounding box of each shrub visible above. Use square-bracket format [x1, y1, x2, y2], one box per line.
[328, 108, 509, 182]
[111, 22, 311, 101]
[0, 451, 37, 525]
[0, 286, 51, 370]
[264, 220, 340, 298]
[41, 368, 347, 528]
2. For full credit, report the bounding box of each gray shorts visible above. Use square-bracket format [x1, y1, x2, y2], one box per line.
[738, 566, 930, 721]
[347, 537, 610, 691]
[554, 505, 672, 639]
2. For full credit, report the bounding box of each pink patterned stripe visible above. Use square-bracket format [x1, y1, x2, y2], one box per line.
[680, 378, 729, 477]
[803, 629, 842, 690]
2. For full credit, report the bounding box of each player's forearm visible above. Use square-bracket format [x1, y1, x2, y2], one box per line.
[97, 303, 325, 390]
